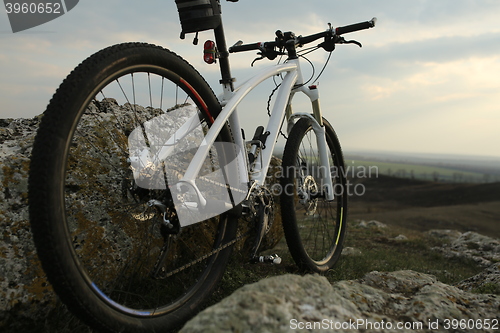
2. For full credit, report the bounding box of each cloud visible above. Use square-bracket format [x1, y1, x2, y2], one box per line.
[1, 0, 499, 157]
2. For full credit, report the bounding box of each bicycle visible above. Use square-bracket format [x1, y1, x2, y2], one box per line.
[28, 0, 376, 331]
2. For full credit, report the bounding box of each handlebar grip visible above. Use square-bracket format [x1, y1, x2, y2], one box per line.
[229, 42, 262, 53]
[336, 18, 377, 35]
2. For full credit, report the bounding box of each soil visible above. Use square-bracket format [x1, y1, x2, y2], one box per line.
[348, 175, 500, 238]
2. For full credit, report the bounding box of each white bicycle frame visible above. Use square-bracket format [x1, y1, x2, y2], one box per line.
[153, 57, 334, 224]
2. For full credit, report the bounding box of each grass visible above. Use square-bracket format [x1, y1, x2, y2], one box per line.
[324, 224, 484, 284]
[206, 220, 486, 307]
[472, 283, 500, 295]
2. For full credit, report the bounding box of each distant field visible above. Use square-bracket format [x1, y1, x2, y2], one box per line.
[273, 149, 500, 183]
[346, 159, 496, 183]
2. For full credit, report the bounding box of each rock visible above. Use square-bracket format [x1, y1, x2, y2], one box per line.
[360, 270, 437, 296]
[452, 232, 500, 264]
[427, 229, 462, 242]
[181, 271, 500, 333]
[367, 220, 387, 229]
[357, 220, 387, 229]
[456, 263, 500, 294]
[341, 247, 362, 256]
[392, 234, 408, 241]
[181, 274, 362, 333]
[430, 229, 500, 294]
[431, 230, 500, 267]
[0, 117, 55, 326]
[0, 109, 284, 327]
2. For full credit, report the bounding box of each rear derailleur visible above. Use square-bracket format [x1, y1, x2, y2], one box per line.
[243, 183, 281, 265]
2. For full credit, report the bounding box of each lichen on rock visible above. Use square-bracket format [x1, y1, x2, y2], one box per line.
[180, 270, 500, 333]
[0, 108, 284, 328]
[0, 117, 56, 326]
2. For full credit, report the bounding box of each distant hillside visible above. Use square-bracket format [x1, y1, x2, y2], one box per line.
[345, 150, 500, 183]
[349, 175, 500, 238]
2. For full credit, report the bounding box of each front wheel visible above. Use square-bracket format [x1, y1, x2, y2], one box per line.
[280, 117, 348, 272]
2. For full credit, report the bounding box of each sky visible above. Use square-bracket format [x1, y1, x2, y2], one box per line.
[1, 0, 500, 158]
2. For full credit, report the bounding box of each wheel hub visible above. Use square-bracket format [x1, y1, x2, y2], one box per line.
[299, 175, 318, 215]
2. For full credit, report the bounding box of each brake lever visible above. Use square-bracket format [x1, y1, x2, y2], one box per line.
[251, 54, 265, 67]
[251, 46, 285, 66]
[342, 39, 363, 48]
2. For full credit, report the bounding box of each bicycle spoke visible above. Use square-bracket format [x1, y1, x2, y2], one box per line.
[60, 67, 232, 313]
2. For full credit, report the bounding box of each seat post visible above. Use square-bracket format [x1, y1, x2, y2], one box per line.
[214, 24, 235, 90]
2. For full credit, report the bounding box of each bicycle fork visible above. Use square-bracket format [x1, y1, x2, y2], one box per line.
[287, 84, 335, 202]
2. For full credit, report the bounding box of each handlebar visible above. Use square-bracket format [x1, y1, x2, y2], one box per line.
[336, 18, 377, 35]
[230, 41, 263, 53]
[229, 17, 377, 54]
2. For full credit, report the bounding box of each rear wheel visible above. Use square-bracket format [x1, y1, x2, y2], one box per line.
[29, 43, 238, 332]
[281, 117, 348, 272]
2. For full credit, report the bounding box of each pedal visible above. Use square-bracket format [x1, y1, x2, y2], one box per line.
[250, 254, 282, 265]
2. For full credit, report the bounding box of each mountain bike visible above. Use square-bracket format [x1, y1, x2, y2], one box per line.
[28, 0, 376, 331]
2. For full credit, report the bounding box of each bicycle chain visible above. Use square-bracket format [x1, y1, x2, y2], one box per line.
[195, 174, 248, 196]
[150, 168, 249, 279]
[153, 227, 251, 279]
[163, 162, 248, 197]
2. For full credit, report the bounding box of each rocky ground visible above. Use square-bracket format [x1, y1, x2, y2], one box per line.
[181, 225, 500, 333]
[181, 270, 500, 333]
[1, 116, 499, 332]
